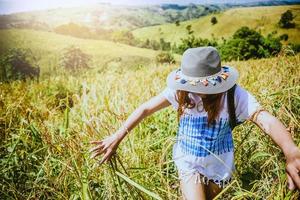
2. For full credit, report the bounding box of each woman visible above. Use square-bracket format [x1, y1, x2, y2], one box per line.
[89, 47, 300, 199]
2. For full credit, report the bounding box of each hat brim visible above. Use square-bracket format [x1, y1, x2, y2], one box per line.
[166, 66, 239, 94]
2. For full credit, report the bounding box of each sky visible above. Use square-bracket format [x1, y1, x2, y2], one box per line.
[0, 0, 297, 14]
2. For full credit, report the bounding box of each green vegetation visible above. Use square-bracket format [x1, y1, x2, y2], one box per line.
[155, 51, 175, 64]
[0, 29, 166, 77]
[53, 23, 112, 40]
[278, 10, 296, 28]
[54, 23, 93, 39]
[219, 27, 282, 61]
[0, 48, 40, 82]
[132, 5, 300, 44]
[185, 24, 194, 35]
[61, 46, 91, 72]
[1, 4, 300, 199]
[173, 34, 218, 55]
[48, 20, 297, 63]
[112, 30, 137, 46]
[160, 26, 284, 61]
[0, 45, 299, 198]
[211, 16, 218, 25]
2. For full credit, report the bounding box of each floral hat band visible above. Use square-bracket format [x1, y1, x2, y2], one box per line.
[175, 66, 230, 86]
[166, 46, 239, 94]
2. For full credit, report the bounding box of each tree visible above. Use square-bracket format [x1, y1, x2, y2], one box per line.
[0, 48, 40, 82]
[279, 34, 289, 41]
[174, 35, 218, 54]
[175, 20, 180, 26]
[156, 51, 175, 64]
[186, 24, 194, 35]
[111, 30, 137, 46]
[278, 10, 295, 28]
[61, 46, 91, 72]
[149, 40, 160, 50]
[219, 26, 282, 61]
[211, 16, 218, 25]
[159, 38, 171, 51]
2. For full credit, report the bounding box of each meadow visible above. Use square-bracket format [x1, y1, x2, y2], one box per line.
[0, 29, 164, 76]
[0, 26, 300, 199]
[1, 1, 300, 198]
[132, 5, 300, 44]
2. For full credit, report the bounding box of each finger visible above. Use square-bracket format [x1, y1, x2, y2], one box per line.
[90, 148, 107, 159]
[89, 144, 105, 153]
[287, 168, 300, 189]
[296, 160, 300, 170]
[90, 140, 103, 145]
[99, 151, 113, 165]
[287, 173, 295, 191]
[105, 151, 115, 162]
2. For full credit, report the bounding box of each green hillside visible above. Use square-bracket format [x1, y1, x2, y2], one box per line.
[0, 4, 224, 31]
[132, 5, 300, 44]
[0, 29, 164, 75]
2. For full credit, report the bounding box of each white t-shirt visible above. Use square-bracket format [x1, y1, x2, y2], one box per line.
[159, 84, 261, 187]
[161, 84, 261, 123]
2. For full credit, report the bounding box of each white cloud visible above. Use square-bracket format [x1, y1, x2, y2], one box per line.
[0, 0, 102, 14]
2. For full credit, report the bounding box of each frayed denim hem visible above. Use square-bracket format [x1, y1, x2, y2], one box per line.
[178, 169, 232, 189]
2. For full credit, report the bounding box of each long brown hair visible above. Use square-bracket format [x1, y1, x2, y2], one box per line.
[176, 90, 224, 125]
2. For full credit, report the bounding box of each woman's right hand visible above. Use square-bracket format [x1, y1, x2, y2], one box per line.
[89, 133, 123, 165]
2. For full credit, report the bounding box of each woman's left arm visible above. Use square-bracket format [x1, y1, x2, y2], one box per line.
[250, 109, 300, 190]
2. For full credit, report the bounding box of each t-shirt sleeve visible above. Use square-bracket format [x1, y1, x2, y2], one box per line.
[234, 85, 262, 123]
[159, 87, 178, 110]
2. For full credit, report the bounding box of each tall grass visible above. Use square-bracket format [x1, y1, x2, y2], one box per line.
[0, 52, 299, 199]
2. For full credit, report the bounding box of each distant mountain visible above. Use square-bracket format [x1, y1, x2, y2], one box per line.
[159, 0, 300, 5]
[0, 4, 227, 31]
[0, 1, 299, 31]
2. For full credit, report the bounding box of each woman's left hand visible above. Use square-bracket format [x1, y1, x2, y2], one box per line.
[250, 110, 300, 190]
[285, 146, 300, 190]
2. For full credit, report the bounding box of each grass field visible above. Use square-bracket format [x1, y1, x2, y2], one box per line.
[0, 29, 166, 77]
[132, 5, 300, 44]
[0, 26, 299, 198]
[1, 4, 300, 197]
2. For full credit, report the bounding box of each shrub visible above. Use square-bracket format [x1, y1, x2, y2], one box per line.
[211, 16, 218, 25]
[174, 35, 218, 54]
[219, 26, 282, 61]
[60, 46, 91, 72]
[112, 30, 137, 46]
[186, 24, 194, 35]
[278, 10, 295, 28]
[279, 34, 289, 41]
[263, 33, 282, 56]
[288, 43, 300, 54]
[0, 48, 40, 82]
[159, 38, 171, 51]
[138, 39, 163, 51]
[156, 51, 175, 64]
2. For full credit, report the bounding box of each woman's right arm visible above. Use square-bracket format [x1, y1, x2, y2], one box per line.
[89, 93, 171, 164]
